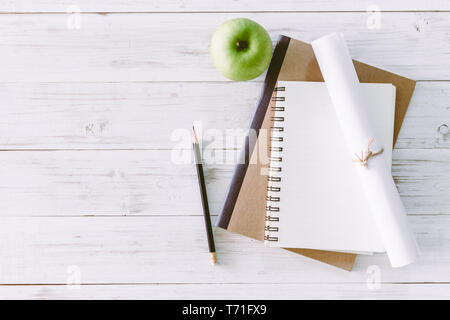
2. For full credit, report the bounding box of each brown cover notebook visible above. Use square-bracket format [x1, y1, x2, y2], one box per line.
[217, 35, 416, 271]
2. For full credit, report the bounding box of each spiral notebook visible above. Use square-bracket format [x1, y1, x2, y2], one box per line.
[217, 36, 416, 270]
[264, 81, 396, 253]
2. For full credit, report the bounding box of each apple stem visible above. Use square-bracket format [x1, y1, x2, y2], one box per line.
[236, 41, 248, 51]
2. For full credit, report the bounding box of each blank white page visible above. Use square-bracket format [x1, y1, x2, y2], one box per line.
[265, 81, 396, 253]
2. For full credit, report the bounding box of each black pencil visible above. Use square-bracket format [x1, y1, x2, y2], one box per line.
[192, 126, 217, 264]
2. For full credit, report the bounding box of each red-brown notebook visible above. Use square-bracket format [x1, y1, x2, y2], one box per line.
[217, 35, 416, 271]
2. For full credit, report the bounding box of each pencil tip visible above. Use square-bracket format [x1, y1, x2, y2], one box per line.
[192, 126, 199, 144]
[211, 252, 217, 264]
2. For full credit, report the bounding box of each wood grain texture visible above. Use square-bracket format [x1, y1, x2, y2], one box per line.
[0, 12, 449, 81]
[1, 283, 449, 300]
[1, 1, 450, 13]
[0, 148, 447, 216]
[0, 215, 448, 285]
[0, 81, 448, 150]
[0, 82, 258, 150]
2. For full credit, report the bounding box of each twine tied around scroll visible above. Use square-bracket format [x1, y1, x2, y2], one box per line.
[352, 138, 384, 168]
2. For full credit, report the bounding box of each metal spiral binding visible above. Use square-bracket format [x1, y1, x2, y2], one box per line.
[264, 86, 285, 243]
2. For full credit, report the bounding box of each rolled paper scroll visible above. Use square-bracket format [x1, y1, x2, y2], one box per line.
[311, 33, 419, 267]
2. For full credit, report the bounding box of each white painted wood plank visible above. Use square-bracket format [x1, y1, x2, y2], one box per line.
[0, 148, 447, 216]
[0, 215, 448, 285]
[0, 82, 259, 150]
[396, 82, 450, 150]
[0, 150, 212, 216]
[0, 81, 447, 150]
[0, 13, 449, 81]
[392, 149, 450, 215]
[2, 1, 450, 13]
[1, 283, 449, 300]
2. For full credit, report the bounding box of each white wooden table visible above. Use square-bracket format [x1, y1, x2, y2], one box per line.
[0, 1, 449, 299]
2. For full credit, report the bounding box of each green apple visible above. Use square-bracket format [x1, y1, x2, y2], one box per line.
[210, 18, 272, 81]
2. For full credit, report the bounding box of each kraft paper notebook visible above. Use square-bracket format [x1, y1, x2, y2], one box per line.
[216, 36, 416, 271]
